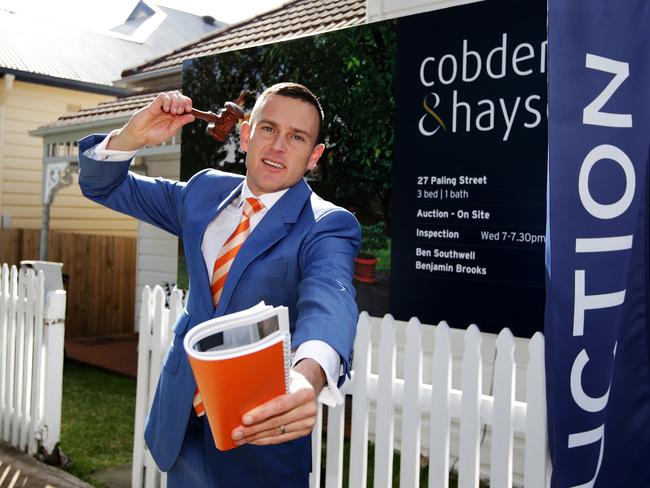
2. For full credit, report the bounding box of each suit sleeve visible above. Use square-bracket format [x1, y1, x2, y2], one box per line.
[294, 208, 361, 386]
[77, 134, 185, 237]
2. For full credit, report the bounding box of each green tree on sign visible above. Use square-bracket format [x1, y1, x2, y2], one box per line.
[182, 21, 396, 229]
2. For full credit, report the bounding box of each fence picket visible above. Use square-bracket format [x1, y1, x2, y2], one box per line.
[168, 290, 184, 342]
[28, 271, 45, 454]
[324, 401, 346, 488]
[399, 317, 423, 488]
[310, 402, 323, 488]
[349, 313, 371, 488]
[19, 271, 36, 451]
[41, 288, 65, 455]
[490, 328, 515, 488]
[144, 289, 162, 488]
[133, 286, 153, 488]
[144, 449, 157, 488]
[373, 315, 396, 488]
[524, 332, 548, 488]
[0, 264, 9, 441]
[458, 324, 482, 488]
[429, 321, 452, 488]
[2, 266, 18, 442]
[7, 265, 17, 443]
[149, 288, 167, 407]
[12, 268, 27, 447]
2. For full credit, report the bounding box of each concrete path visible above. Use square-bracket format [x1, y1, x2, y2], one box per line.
[0, 442, 92, 488]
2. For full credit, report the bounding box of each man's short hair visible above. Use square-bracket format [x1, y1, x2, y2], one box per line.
[251, 82, 324, 144]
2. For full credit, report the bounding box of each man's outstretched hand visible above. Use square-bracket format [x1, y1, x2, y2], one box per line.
[231, 358, 327, 446]
[107, 91, 194, 151]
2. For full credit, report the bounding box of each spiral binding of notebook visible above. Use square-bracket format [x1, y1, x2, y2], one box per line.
[282, 333, 292, 393]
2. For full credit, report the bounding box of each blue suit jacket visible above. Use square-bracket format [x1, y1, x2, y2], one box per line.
[78, 134, 361, 482]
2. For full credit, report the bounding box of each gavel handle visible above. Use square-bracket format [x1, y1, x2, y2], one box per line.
[190, 108, 219, 122]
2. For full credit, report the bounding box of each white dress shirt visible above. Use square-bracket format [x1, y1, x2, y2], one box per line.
[85, 131, 344, 406]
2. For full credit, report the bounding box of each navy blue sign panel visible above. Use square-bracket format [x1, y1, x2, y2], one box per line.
[546, 1, 650, 487]
[390, 0, 547, 336]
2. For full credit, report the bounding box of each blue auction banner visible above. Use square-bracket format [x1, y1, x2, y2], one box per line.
[546, 1, 650, 487]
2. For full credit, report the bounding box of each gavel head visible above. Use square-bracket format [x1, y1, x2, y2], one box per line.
[206, 102, 245, 142]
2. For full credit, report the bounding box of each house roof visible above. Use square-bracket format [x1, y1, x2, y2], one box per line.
[0, 3, 223, 90]
[121, 0, 366, 78]
[32, 93, 157, 134]
[34, 0, 366, 133]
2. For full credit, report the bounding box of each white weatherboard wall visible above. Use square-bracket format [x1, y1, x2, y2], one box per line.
[1, 80, 113, 231]
[135, 153, 180, 326]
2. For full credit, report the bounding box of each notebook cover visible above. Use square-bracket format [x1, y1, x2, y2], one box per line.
[187, 338, 287, 451]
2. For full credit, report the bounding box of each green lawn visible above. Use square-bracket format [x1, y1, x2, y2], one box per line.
[60, 359, 136, 484]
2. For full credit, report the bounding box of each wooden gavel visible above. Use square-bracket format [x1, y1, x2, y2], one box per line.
[190, 102, 245, 142]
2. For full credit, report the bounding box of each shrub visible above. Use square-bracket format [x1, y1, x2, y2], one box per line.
[359, 223, 389, 258]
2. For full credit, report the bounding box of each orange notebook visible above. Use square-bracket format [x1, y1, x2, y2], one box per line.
[183, 303, 291, 451]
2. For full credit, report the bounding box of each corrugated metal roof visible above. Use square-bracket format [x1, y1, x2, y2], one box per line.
[122, 0, 365, 76]
[35, 0, 366, 132]
[0, 4, 223, 87]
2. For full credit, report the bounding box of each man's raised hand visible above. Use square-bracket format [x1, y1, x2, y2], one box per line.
[107, 91, 194, 151]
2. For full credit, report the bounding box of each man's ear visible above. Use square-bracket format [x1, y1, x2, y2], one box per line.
[307, 143, 325, 171]
[239, 121, 251, 152]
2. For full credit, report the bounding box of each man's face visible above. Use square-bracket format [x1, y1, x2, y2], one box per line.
[239, 94, 324, 196]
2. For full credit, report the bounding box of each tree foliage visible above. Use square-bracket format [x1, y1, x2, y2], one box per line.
[182, 21, 396, 224]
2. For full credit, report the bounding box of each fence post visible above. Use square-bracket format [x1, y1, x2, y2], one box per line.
[524, 332, 549, 487]
[490, 328, 515, 488]
[1, 265, 18, 443]
[39, 289, 66, 455]
[428, 321, 452, 488]
[458, 324, 482, 488]
[399, 317, 423, 488]
[374, 315, 396, 488]
[132, 286, 153, 488]
[348, 313, 372, 488]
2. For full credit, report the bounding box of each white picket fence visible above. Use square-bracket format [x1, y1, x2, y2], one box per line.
[0, 263, 66, 456]
[134, 285, 549, 487]
[133, 285, 184, 488]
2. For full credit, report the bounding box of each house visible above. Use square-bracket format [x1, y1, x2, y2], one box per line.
[0, 1, 223, 235]
[32, 0, 474, 323]
[32, 0, 371, 320]
[0, 1, 223, 336]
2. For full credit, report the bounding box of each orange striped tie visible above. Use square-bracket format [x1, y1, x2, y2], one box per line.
[194, 196, 264, 417]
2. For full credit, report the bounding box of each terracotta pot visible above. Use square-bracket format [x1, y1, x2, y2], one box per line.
[354, 255, 377, 284]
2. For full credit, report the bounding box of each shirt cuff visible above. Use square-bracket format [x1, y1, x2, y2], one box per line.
[293, 340, 344, 407]
[82, 130, 138, 161]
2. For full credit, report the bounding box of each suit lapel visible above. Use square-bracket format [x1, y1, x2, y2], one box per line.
[214, 179, 312, 316]
[194, 182, 244, 316]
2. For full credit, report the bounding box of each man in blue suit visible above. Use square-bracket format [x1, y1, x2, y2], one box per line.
[78, 83, 361, 487]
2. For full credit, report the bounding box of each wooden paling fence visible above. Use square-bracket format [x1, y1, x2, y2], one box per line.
[0, 228, 136, 338]
[133, 285, 549, 488]
[0, 263, 66, 456]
